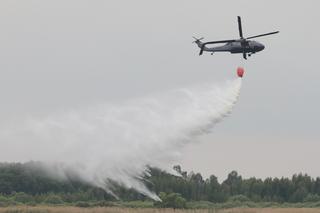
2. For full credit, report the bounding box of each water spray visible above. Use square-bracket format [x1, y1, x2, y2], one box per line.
[0, 72, 243, 200]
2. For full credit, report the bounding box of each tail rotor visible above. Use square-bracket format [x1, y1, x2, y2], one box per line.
[192, 36, 204, 43]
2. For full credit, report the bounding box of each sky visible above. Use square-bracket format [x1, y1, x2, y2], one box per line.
[0, 0, 319, 181]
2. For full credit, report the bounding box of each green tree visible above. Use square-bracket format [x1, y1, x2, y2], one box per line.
[223, 171, 242, 196]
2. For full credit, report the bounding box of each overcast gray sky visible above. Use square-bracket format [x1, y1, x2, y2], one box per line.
[0, 0, 319, 181]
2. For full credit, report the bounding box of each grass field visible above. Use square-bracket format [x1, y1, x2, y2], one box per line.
[1, 207, 320, 213]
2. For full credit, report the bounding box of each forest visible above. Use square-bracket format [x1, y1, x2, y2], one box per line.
[1, 162, 320, 208]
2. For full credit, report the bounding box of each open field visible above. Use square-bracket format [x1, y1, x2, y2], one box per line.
[1, 207, 320, 213]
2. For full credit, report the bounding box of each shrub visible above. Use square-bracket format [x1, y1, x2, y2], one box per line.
[91, 201, 116, 207]
[304, 194, 320, 202]
[75, 201, 91, 207]
[43, 194, 64, 204]
[26, 201, 37, 206]
[228, 194, 250, 202]
[0, 195, 18, 207]
[186, 200, 215, 209]
[0, 195, 10, 207]
[155, 192, 187, 209]
[120, 200, 153, 208]
[13, 192, 34, 204]
[307, 201, 320, 207]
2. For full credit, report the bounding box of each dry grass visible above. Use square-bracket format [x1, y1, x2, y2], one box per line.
[219, 208, 320, 213]
[1, 207, 320, 213]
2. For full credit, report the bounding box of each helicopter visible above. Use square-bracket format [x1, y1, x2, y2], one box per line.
[193, 16, 279, 59]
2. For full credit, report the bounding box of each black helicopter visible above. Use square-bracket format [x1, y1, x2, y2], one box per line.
[193, 16, 279, 59]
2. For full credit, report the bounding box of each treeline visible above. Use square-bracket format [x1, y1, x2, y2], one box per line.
[148, 166, 320, 203]
[0, 162, 113, 201]
[1, 162, 320, 204]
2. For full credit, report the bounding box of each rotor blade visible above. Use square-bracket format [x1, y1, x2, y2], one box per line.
[203, 39, 236, 45]
[192, 36, 204, 43]
[192, 36, 204, 40]
[238, 16, 243, 38]
[246, 31, 279, 39]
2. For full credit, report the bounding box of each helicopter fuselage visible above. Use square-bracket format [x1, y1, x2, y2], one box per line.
[201, 40, 265, 54]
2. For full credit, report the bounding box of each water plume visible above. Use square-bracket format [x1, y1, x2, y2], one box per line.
[0, 78, 242, 200]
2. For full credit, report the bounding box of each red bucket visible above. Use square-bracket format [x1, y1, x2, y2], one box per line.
[237, 67, 244, 78]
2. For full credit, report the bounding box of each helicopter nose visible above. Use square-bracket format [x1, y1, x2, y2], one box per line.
[259, 44, 265, 51]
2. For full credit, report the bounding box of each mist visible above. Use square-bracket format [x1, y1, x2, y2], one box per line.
[0, 78, 242, 200]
